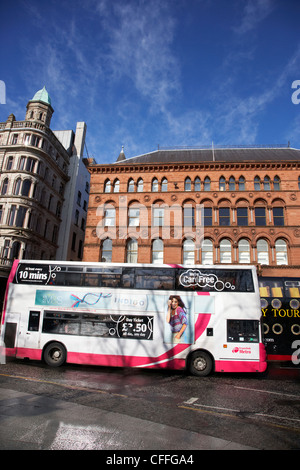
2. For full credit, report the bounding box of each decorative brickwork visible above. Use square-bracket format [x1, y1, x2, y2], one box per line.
[83, 147, 300, 277]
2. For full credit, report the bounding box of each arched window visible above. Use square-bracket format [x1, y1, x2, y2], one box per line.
[101, 238, 112, 262]
[275, 239, 288, 265]
[152, 239, 164, 264]
[263, 176, 271, 190]
[238, 176, 245, 190]
[152, 203, 164, 227]
[161, 178, 168, 192]
[14, 178, 22, 195]
[229, 176, 236, 191]
[257, 239, 269, 265]
[1, 178, 9, 195]
[220, 239, 232, 263]
[128, 205, 140, 226]
[183, 239, 195, 265]
[201, 239, 213, 265]
[128, 178, 134, 192]
[8, 205, 17, 226]
[204, 176, 211, 191]
[25, 157, 36, 172]
[183, 203, 195, 227]
[238, 239, 250, 263]
[126, 238, 138, 263]
[137, 178, 143, 192]
[152, 178, 158, 192]
[6, 156, 13, 170]
[11, 241, 21, 260]
[104, 205, 115, 226]
[104, 179, 111, 193]
[15, 206, 27, 228]
[219, 176, 226, 191]
[21, 179, 31, 197]
[254, 176, 261, 191]
[184, 177, 191, 191]
[194, 177, 201, 191]
[113, 179, 120, 193]
[273, 175, 280, 190]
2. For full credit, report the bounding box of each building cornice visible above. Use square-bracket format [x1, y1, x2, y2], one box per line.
[88, 160, 300, 174]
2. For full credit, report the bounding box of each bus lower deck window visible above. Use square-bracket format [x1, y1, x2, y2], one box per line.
[227, 320, 259, 343]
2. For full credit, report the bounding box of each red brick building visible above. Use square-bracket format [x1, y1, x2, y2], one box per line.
[83, 146, 300, 277]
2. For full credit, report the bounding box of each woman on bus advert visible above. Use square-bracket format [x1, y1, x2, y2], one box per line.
[166, 295, 188, 343]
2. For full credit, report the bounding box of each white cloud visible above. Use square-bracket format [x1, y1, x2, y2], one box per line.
[162, 109, 213, 147]
[233, 0, 275, 35]
[212, 43, 300, 145]
[96, 0, 180, 113]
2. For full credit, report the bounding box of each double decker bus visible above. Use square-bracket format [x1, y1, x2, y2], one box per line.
[1, 260, 267, 376]
[259, 276, 300, 361]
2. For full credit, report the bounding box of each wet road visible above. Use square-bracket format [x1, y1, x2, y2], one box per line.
[0, 359, 299, 450]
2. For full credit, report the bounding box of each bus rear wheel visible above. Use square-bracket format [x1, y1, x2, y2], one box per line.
[189, 350, 213, 377]
[43, 342, 66, 367]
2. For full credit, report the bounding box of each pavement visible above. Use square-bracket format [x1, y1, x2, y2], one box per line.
[0, 387, 256, 450]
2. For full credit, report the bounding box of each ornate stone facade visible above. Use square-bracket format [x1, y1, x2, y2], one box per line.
[0, 88, 89, 284]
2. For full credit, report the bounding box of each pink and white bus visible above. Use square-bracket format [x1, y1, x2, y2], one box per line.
[1, 260, 267, 376]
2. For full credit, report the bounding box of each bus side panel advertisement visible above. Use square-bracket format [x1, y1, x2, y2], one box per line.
[35, 290, 214, 346]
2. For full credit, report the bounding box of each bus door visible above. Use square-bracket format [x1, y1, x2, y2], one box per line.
[19, 310, 42, 353]
[2, 312, 20, 353]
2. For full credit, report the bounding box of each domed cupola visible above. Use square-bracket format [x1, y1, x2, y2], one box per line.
[25, 86, 54, 127]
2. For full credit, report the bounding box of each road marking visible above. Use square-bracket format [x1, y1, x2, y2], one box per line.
[183, 396, 300, 430]
[179, 404, 300, 433]
[234, 386, 300, 399]
[184, 397, 198, 404]
[178, 405, 239, 420]
[184, 399, 239, 413]
[1, 372, 300, 438]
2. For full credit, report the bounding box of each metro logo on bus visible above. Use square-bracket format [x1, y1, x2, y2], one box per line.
[232, 347, 251, 354]
[179, 269, 235, 292]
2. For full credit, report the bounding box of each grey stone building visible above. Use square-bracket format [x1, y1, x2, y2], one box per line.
[0, 87, 90, 301]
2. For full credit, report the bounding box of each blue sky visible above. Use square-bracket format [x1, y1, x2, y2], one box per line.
[0, 0, 300, 163]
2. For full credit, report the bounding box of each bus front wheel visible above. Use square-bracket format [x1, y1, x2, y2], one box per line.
[189, 350, 213, 377]
[43, 342, 66, 367]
